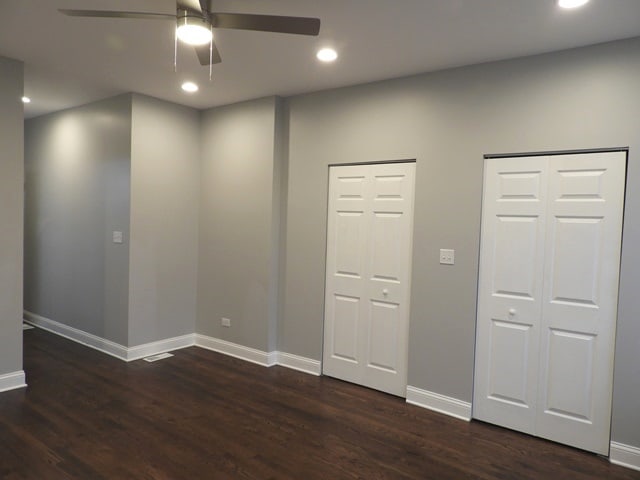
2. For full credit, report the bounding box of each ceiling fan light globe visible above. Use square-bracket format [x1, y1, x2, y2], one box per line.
[176, 16, 212, 46]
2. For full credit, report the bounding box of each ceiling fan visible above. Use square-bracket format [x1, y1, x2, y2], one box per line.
[59, 0, 321, 66]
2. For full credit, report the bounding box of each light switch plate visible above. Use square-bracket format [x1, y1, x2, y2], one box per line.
[440, 249, 455, 265]
[221, 317, 231, 327]
[112, 231, 123, 244]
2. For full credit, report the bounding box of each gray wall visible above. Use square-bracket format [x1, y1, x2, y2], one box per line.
[197, 97, 282, 352]
[19, 36, 640, 450]
[0, 56, 24, 377]
[129, 94, 200, 346]
[282, 37, 640, 447]
[24, 95, 132, 345]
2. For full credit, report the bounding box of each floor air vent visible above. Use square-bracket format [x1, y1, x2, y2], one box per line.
[143, 353, 174, 363]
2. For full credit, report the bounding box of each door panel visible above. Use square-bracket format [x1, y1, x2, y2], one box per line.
[493, 216, 539, 298]
[331, 295, 360, 362]
[536, 152, 626, 455]
[334, 212, 366, 278]
[368, 300, 400, 372]
[371, 213, 403, 282]
[323, 162, 415, 397]
[544, 328, 595, 421]
[487, 319, 533, 406]
[549, 217, 603, 306]
[474, 157, 548, 434]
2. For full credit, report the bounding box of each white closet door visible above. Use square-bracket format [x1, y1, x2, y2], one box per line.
[323, 162, 415, 397]
[536, 152, 626, 454]
[474, 152, 626, 455]
[473, 156, 549, 434]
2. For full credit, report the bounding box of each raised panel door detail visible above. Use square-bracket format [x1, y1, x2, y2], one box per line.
[368, 300, 400, 372]
[334, 212, 365, 278]
[488, 320, 532, 407]
[498, 171, 542, 200]
[336, 175, 366, 199]
[544, 329, 595, 422]
[493, 216, 539, 299]
[373, 174, 405, 199]
[557, 169, 605, 201]
[549, 217, 602, 306]
[332, 295, 360, 362]
[371, 212, 403, 283]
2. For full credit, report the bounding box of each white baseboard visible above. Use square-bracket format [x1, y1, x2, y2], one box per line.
[610, 442, 640, 472]
[24, 310, 196, 362]
[23, 312, 322, 376]
[406, 386, 472, 421]
[0, 371, 27, 393]
[126, 334, 195, 361]
[195, 334, 277, 367]
[24, 310, 129, 361]
[277, 351, 321, 376]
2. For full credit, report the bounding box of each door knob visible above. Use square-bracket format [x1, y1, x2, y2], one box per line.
[508, 308, 516, 316]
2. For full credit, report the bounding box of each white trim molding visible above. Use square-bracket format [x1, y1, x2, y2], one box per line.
[406, 386, 472, 421]
[277, 352, 322, 376]
[24, 311, 196, 362]
[195, 334, 277, 367]
[23, 313, 323, 377]
[24, 311, 129, 360]
[0, 371, 27, 393]
[610, 442, 640, 472]
[126, 334, 195, 362]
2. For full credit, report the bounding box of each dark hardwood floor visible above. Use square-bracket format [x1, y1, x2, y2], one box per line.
[0, 329, 638, 479]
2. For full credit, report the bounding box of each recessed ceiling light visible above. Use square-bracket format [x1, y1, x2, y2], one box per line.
[22, 96, 31, 103]
[558, 0, 589, 9]
[181, 82, 199, 93]
[317, 48, 338, 63]
[176, 14, 213, 46]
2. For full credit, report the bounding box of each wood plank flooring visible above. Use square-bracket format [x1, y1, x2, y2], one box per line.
[1, 328, 638, 479]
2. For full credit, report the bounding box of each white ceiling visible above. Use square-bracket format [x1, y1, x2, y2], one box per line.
[2, 0, 640, 118]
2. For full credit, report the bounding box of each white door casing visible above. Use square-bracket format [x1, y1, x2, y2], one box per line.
[323, 162, 416, 397]
[474, 151, 626, 455]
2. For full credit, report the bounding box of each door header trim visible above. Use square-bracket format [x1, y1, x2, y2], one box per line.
[328, 158, 416, 167]
[485, 147, 628, 159]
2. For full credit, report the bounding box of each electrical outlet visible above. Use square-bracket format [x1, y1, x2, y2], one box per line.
[439, 249, 455, 265]
[221, 317, 231, 327]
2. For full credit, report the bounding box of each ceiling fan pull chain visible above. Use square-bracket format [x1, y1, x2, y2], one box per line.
[209, 25, 213, 81]
[174, 26, 178, 73]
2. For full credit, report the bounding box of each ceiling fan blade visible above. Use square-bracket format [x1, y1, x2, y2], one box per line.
[177, 0, 204, 14]
[59, 9, 174, 20]
[210, 13, 320, 36]
[194, 42, 222, 66]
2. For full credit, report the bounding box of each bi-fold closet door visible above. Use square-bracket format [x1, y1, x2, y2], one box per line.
[322, 162, 415, 397]
[473, 151, 626, 455]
